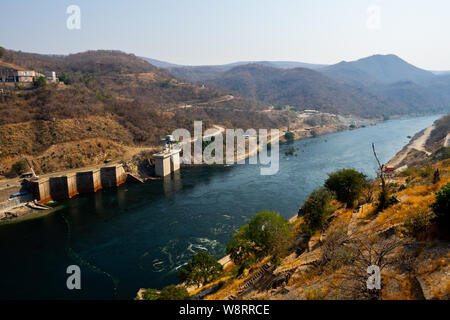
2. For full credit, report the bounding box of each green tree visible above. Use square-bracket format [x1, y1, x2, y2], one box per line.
[178, 251, 223, 287]
[12, 159, 28, 175]
[226, 211, 292, 264]
[33, 76, 47, 88]
[301, 187, 334, 233]
[226, 225, 255, 264]
[141, 288, 160, 300]
[325, 169, 367, 208]
[0, 46, 5, 59]
[59, 72, 72, 85]
[158, 285, 189, 300]
[284, 131, 294, 142]
[431, 182, 450, 233]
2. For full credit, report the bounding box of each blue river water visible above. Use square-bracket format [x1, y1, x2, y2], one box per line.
[0, 115, 440, 299]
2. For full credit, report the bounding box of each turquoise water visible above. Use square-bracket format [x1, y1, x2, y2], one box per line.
[0, 115, 440, 299]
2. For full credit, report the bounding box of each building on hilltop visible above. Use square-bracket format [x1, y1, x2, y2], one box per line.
[0, 67, 58, 84]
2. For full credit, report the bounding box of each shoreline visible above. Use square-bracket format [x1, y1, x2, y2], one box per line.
[0, 114, 434, 225]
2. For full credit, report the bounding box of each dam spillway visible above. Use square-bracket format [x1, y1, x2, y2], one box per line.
[29, 164, 127, 203]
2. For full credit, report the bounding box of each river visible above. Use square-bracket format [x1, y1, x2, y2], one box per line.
[0, 115, 440, 299]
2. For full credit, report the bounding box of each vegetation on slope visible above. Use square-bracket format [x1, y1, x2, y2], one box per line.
[0, 48, 284, 177]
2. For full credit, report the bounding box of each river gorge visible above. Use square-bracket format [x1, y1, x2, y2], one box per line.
[0, 115, 440, 299]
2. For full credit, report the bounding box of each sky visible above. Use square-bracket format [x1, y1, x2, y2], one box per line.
[1, 0, 450, 70]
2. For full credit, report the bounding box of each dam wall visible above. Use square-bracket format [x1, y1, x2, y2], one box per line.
[29, 164, 127, 203]
[76, 169, 102, 194]
[49, 173, 78, 200]
[100, 165, 127, 188]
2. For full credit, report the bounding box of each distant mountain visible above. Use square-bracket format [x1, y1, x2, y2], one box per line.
[205, 63, 450, 118]
[139, 57, 183, 69]
[320, 54, 435, 85]
[140, 57, 327, 82]
[8, 50, 161, 75]
[205, 64, 398, 117]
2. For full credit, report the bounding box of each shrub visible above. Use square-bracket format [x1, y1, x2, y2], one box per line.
[33, 76, 47, 88]
[237, 258, 254, 275]
[158, 285, 189, 300]
[226, 211, 292, 263]
[12, 159, 28, 175]
[301, 187, 333, 234]
[178, 251, 223, 287]
[325, 169, 367, 208]
[432, 147, 450, 161]
[58, 72, 73, 85]
[305, 288, 324, 300]
[141, 288, 159, 300]
[403, 211, 434, 238]
[430, 183, 450, 233]
[284, 131, 294, 142]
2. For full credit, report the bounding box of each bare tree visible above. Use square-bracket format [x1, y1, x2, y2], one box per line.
[320, 228, 410, 299]
[372, 142, 389, 211]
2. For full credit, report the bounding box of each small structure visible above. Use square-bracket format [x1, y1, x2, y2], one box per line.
[379, 165, 395, 178]
[153, 135, 181, 177]
[0, 67, 57, 84]
[44, 71, 58, 83]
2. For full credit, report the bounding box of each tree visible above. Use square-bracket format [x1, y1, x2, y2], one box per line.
[226, 225, 255, 265]
[178, 251, 223, 288]
[12, 159, 28, 175]
[325, 169, 367, 208]
[59, 72, 72, 85]
[158, 285, 189, 300]
[33, 76, 47, 88]
[0, 46, 5, 59]
[301, 187, 334, 233]
[372, 143, 389, 212]
[226, 211, 292, 264]
[431, 182, 450, 233]
[141, 288, 159, 300]
[284, 131, 294, 143]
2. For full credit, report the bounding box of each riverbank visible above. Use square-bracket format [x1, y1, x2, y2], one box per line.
[0, 115, 439, 299]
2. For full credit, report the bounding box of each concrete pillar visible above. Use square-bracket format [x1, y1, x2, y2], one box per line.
[76, 169, 102, 194]
[171, 152, 180, 172]
[100, 165, 126, 188]
[49, 173, 78, 200]
[153, 153, 172, 177]
[30, 178, 51, 203]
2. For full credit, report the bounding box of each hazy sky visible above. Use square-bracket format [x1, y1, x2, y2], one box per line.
[1, 0, 450, 69]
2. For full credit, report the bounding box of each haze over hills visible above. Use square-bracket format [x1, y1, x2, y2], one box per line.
[140, 57, 327, 82]
[204, 64, 396, 117]
[197, 55, 450, 118]
[320, 54, 436, 85]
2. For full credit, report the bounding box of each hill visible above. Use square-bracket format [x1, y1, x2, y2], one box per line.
[0, 49, 282, 177]
[205, 64, 402, 117]
[138, 114, 450, 301]
[140, 57, 327, 82]
[204, 57, 450, 117]
[321, 54, 435, 85]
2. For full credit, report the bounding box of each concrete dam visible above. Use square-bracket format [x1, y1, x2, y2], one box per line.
[28, 147, 182, 204]
[29, 164, 128, 203]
